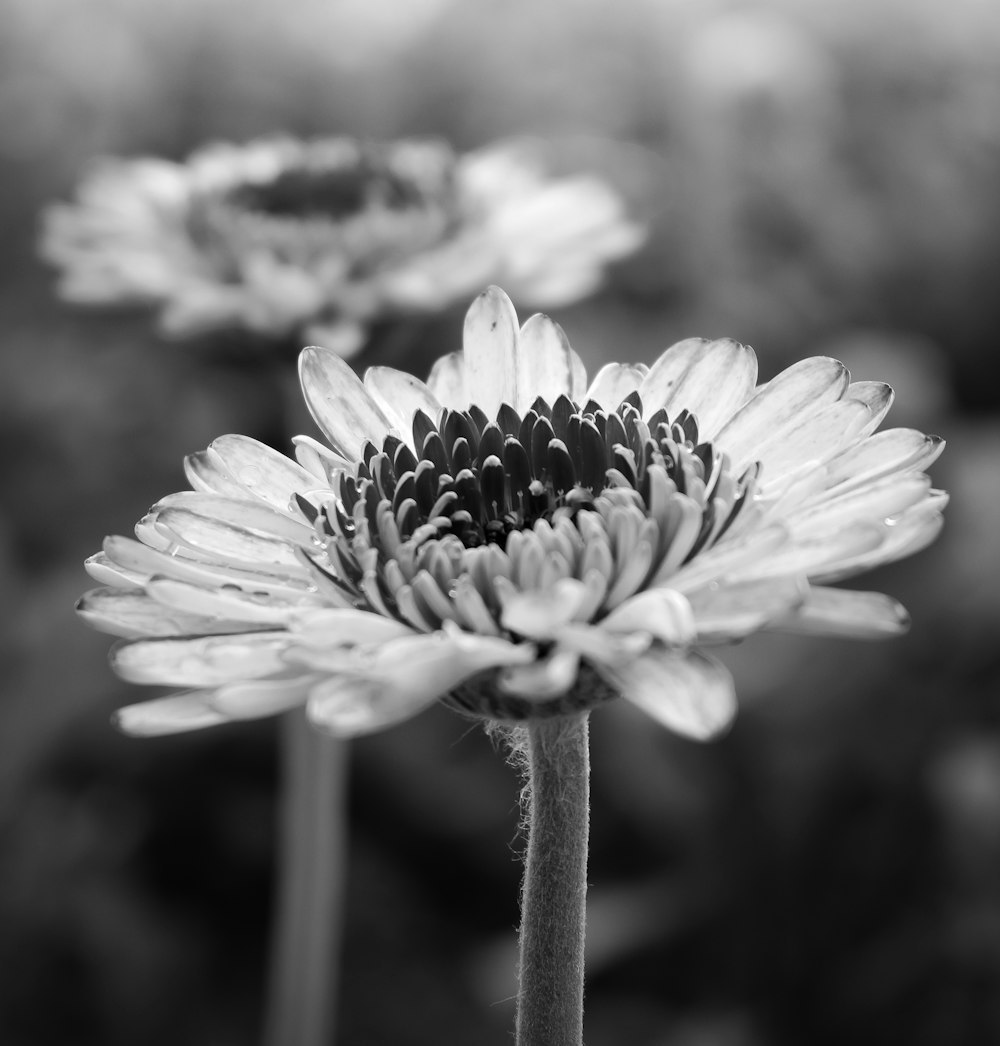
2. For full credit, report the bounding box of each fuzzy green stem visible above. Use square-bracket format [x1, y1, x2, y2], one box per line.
[263, 713, 348, 1046]
[515, 712, 591, 1046]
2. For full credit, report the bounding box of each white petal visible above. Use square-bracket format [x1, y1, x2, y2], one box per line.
[600, 588, 696, 646]
[598, 650, 737, 740]
[145, 578, 299, 625]
[208, 435, 317, 513]
[461, 285, 521, 416]
[715, 357, 850, 468]
[751, 399, 871, 484]
[844, 380, 894, 436]
[500, 579, 588, 639]
[207, 677, 315, 719]
[114, 693, 228, 736]
[640, 338, 758, 439]
[585, 362, 648, 410]
[299, 345, 393, 460]
[788, 473, 933, 539]
[727, 523, 884, 582]
[306, 629, 533, 737]
[152, 507, 305, 568]
[84, 552, 143, 590]
[292, 435, 351, 484]
[363, 367, 442, 436]
[184, 448, 248, 499]
[667, 522, 790, 594]
[111, 631, 290, 686]
[770, 586, 910, 639]
[516, 312, 585, 407]
[153, 492, 315, 544]
[499, 648, 580, 699]
[813, 498, 946, 583]
[687, 576, 807, 641]
[426, 351, 466, 409]
[77, 587, 236, 638]
[287, 608, 414, 646]
[823, 429, 945, 492]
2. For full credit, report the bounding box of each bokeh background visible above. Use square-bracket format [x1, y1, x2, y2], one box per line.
[2, 1, 998, 1043]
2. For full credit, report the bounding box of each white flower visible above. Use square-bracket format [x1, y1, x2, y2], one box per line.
[41, 137, 644, 355]
[78, 287, 946, 740]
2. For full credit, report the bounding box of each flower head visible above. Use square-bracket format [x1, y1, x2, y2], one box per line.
[79, 287, 946, 740]
[41, 137, 643, 355]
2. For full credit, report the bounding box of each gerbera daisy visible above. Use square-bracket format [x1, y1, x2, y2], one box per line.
[40, 137, 643, 356]
[79, 286, 945, 740]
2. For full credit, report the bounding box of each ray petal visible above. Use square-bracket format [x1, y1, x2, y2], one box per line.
[517, 312, 584, 408]
[426, 351, 467, 409]
[114, 693, 229, 736]
[640, 338, 758, 439]
[461, 285, 521, 416]
[769, 586, 910, 639]
[299, 345, 394, 460]
[597, 649, 737, 740]
[110, 631, 291, 686]
[208, 435, 318, 513]
[585, 362, 648, 411]
[363, 367, 443, 436]
[687, 576, 807, 641]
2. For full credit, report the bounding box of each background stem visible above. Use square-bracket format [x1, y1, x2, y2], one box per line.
[515, 712, 591, 1046]
[263, 712, 348, 1046]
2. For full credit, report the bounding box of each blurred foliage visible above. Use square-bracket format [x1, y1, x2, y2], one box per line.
[1, 0, 999, 1044]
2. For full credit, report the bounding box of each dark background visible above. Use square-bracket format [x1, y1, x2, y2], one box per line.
[1, 2, 998, 1044]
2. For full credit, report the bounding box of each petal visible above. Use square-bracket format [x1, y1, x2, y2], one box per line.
[114, 693, 228, 736]
[499, 648, 580, 699]
[184, 448, 248, 499]
[686, 576, 807, 641]
[640, 338, 758, 439]
[823, 429, 945, 492]
[363, 367, 442, 436]
[597, 649, 737, 740]
[461, 285, 521, 416]
[207, 677, 315, 719]
[600, 588, 697, 646]
[500, 579, 588, 639]
[153, 492, 316, 544]
[287, 608, 414, 647]
[584, 362, 648, 411]
[516, 312, 586, 408]
[769, 586, 910, 639]
[110, 631, 290, 686]
[751, 399, 871, 484]
[208, 435, 318, 513]
[77, 587, 240, 638]
[727, 522, 884, 582]
[151, 507, 305, 568]
[306, 628, 534, 737]
[426, 351, 466, 409]
[299, 345, 393, 460]
[844, 380, 894, 436]
[715, 357, 850, 468]
[145, 578, 300, 626]
[292, 435, 351, 485]
[788, 473, 933, 539]
[813, 497, 946, 583]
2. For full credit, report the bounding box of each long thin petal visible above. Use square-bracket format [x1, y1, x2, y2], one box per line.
[111, 631, 290, 686]
[823, 429, 945, 492]
[517, 312, 585, 408]
[687, 576, 807, 641]
[114, 693, 228, 736]
[77, 587, 242, 638]
[152, 507, 305, 568]
[145, 578, 301, 625]
[426, 351, 466, 409]
[299, 345, 393, 460]
[363, 367, 442, 436]
[152, 492, 316, 544]
[207, 677, 315, 719]
[715, 357, 850, 468]
[769, 586, 910, 639]
[306, 628, 533, 737]
[600, 588, 697, 646]
[597, 649, 737, 740]
[461, 285, 521, 416]
[751, 399, 871, 483]
[585, 362, 648, 411]
[208, 435, 318, 513]
[844, 380, 894, 436]
[640, 338, 758, 439]
[788, 473, 933, 539]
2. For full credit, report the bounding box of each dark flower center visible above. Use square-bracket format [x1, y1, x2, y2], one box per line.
[297, 392, 759, 620]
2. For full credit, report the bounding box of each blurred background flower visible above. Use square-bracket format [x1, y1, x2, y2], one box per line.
[40, 136, 642, 358]
[1, 1, 997, 1044]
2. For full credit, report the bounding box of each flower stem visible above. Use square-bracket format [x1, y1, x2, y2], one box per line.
[515, 712, 590, 1046]
[263, 712, 348, 1046]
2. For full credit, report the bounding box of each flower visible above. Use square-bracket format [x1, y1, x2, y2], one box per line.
[40, 137, 644, 355]
[78, 287, 946, 740]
